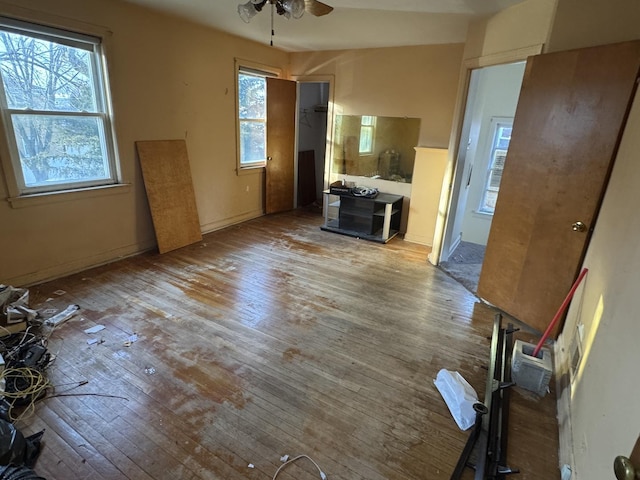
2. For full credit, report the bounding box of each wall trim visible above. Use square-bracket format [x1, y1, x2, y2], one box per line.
[464, 44, 544, 69]
[8, 239, 156, 287]
[429, 43, 544, 266]
[291, 73, 336, 194]
[7, 210, 265, 287]
[201, 209, 264, 235]
[403, 233, 432, 247]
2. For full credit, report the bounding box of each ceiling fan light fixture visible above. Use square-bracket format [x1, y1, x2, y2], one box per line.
[275, 1, 291, 19]
[251, 0, 268, 11]
[238, 1, 258, 23]
[283, 0, 305, 19]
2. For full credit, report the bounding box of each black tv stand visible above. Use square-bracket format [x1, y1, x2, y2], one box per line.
[321, 190, 403, 243]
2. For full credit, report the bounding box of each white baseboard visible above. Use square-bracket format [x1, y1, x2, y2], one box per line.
[201, 209, 264, 234]
[403, 232, 432, 246]
[445, 233, 462, 260]
[8, 239, 156, 287]
[7, 210, 266, 287]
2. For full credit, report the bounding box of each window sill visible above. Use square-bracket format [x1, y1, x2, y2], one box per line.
[472, 209, 494, 218]
[237, 165, 265, 176]
[7, 183, 132, 209]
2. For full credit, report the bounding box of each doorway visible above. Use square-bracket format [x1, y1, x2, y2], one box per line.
[296, 81, 330, 210]
[439, 62, 525, 293]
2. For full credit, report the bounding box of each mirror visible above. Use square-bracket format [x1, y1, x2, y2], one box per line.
[332, 115, 421, 183]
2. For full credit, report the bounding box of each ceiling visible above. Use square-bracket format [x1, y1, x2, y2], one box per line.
[121, 0, 526, 52]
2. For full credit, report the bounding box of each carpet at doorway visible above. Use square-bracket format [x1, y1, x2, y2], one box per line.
[439, 241, 485, 294]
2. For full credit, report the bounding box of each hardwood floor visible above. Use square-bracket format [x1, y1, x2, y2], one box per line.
[20, 210, 559, 479]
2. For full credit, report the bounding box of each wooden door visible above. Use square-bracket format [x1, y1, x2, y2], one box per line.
[266, 77, 296, 214]
[477, 41, 640, 337]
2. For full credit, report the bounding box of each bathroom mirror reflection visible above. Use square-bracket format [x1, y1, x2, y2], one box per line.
[332, 115, 421, 183]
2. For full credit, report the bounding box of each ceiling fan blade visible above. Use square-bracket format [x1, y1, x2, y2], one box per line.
[304, 0, 333, 16]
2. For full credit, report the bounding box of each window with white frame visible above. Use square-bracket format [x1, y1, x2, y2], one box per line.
[0, 17, 119, 195]
[359, 115, 375, 155]
[479, 119, 512, 214]
[237, 63, 279, 170]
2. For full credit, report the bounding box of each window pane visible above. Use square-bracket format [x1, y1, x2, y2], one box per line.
[492, 149, 507, 169]
[12, 114, 110, 186]
[483, 190, 498, 211]
[0, 31, 98, 112]
[496, 126, 512, 149]
[361, 115, 374, 126]
[238, 73, 265, 120]
[489, 168, 503, 189]
[359, 126, 373, 153]
[239, 121, 265, 164]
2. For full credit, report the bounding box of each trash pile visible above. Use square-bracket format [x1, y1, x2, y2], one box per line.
[0, 284, 77, 479]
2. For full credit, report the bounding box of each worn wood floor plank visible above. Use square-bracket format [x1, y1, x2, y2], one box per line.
[18, 209, 559, 480]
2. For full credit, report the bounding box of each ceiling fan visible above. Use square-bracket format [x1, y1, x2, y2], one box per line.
[238, 0, 334, 24]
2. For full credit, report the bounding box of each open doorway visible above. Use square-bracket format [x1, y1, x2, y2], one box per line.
[439, 62, 525, 293]
[296, 81, 330, 210]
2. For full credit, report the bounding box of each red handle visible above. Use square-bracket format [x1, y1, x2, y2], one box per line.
[532, 267, 589, 358]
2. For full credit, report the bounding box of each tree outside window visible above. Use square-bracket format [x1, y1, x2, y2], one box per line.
[0, 18, 118, 194]
[238, 71, 266, 167]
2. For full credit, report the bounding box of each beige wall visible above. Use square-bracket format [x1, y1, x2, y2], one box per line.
[0, 0, 289, 285]
[463, 0, 557, 60]
[404, 147, 448, 246]
[547, 0, 640, 52]
[290, 44, 465, 149]
[557, 91, 640, 480]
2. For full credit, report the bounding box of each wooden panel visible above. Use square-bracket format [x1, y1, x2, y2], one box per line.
[136, 140, 202, 254]
[266, 77, 296, 214]
[478, 41, 640, 337]
[24, 211, 560, 480]
[298, 150, 316, 206]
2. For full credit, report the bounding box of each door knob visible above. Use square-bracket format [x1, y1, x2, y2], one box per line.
[267, 156, 272, 162]
[614, 456, 640, 480]
[572, 221, 587, 232]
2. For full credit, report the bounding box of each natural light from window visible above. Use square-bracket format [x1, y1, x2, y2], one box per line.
[0, 18, 118, 194]
[479, 120, 512, 214]
[238, 71, 267, 168]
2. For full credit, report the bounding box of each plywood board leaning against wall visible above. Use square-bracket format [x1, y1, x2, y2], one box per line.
[136, 140, 202, 254]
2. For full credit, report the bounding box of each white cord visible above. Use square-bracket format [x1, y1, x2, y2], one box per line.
[272, 455, 327, 480]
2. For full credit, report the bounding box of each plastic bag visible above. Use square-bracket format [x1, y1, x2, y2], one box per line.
[0, 286, 34, 324]
[434, 369, 478, 430]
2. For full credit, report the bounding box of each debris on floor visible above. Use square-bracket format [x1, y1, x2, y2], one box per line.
[272, 454, 327, 479]
[0, 418, 44, 468]
[433, 368, 478, 430]
[123, 333, 138, 347]
[0, 285, 36, 334]
[0, 284, 56, 477]
[83, 324, 105, 334]
[44, 304, 80, 327]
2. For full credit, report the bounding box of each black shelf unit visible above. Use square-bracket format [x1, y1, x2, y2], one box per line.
[321, 191, 403, 243]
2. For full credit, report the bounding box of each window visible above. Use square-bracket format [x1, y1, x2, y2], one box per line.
[0, 17, 119, 195]
[479, 119, 512, 214]
[238, 70, 266, 168]
[236, 62, 280, 170]
[359, 115, 376, 155]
